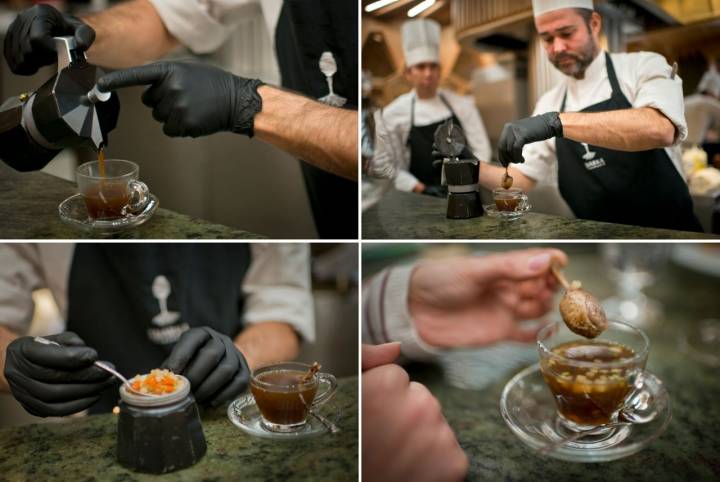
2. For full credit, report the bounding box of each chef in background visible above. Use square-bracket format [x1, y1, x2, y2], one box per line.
[373, 18, 491, 197]
[684, 65, 720, 148]
[477, 0, 701, 232]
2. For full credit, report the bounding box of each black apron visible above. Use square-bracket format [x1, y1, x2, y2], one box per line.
[556, 52, 702, 232]
[407, 93, 472, 191]
[275, 0, 357, 239]
[67, 244, 251, 413]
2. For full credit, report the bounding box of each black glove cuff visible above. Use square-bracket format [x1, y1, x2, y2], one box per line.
[231, 77, 264, 138]
[544, 111, 564, 138]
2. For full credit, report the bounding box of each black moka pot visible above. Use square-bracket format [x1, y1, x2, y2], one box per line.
[433, 119, 483, 219]
[0, 36, 119, 172]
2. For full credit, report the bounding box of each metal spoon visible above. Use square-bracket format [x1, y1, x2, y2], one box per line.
[307, 408, 341, 434]
[538, 380, 658, 455]
[93, 360, 154, 397]
[297, 391, 340, 434]
[33, 336, 152, 397]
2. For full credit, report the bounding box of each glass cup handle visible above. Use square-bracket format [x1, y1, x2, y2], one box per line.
[123, 180, 149, 216]
[311, 372, 338, 408]
[518, 193, 529, 210]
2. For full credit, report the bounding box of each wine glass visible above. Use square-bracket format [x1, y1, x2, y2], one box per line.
[600, 244, 671, 328]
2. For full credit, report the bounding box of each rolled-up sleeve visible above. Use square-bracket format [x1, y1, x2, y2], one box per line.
[362, 265, 439, 361]
[0, 245, 45, 335]
[631, 52, 687, 145]
[242, 244, 315, 342]
[149, 0, 259, 54]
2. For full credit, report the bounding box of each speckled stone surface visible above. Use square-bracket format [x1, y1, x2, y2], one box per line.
[0, 377, 357, 481]
[402, 254, 720, 481]
[363, 190, 719, 239]
[0, 163, 264, 239]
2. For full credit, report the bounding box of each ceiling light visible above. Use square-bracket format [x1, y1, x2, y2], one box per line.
[408, 0, 436, 17]
[365, 0, 399, 13]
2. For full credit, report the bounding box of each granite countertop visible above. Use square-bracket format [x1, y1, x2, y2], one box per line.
[0, 377, 357, 481]
[402, 253, 720, 481]
[0, 163, 263, 239]
[363, 190, 719, 239]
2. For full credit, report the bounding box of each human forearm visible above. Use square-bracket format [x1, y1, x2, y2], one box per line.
[479, 163, 536, 192]
[254, 86, 358, 181]
[560, 107, 676, 151]
[83, 0, 178, 69]
[0, 325, 19, 391]
[233, 322, 300, 370]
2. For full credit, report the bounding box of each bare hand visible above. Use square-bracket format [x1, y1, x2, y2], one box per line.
[362, 344, 468, 482]
[409, 248, 568, 348]
[412, 182, 426, 193]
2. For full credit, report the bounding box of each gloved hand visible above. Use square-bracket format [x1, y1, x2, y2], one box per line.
[498, 112, 563, 167]
[422, 185, 448, 198]
[97, 62, 264, 138]
[4, 332, 115, 417]
[3, 4, 95, 75]
[161, 327, 249, 407]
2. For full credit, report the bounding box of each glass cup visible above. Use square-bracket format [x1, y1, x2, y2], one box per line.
[76, 159, 149, 220]
[537, 320, 649, 432]
[492, 187, 529, 212]
[250, 362, 337, 433]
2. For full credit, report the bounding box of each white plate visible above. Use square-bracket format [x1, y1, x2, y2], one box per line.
[227, 394, 340, 440]
[58, 193, 159, 235]
[672, 245, 720, 277]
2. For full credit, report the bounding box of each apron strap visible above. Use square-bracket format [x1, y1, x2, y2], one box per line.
[409, 92, 458, 130]
[561, 52, 627, 112]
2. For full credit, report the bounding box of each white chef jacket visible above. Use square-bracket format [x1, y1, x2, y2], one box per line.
[374, 88, 492, 192]
[516, 51, 688, 186]
[148, 0, 283, 54]
[0, 243, 315, 342]
[684, 93, 720, 146]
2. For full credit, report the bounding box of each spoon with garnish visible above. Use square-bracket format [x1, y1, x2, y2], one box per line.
[33, 336, 153, 397]
[551, 264, 608, 338]
[501, 168, 513, 189]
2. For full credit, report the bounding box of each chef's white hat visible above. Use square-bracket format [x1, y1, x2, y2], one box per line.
[532, 0, 594, 17]
[698, 66, 720, 98]
[402, 19, 441, 67]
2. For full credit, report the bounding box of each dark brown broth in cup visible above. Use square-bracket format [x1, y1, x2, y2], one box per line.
[250, 370, 318, 424]
[540, 340, 636, 426]
[83, 182, 130, 219]
[495, 198, 520, 212]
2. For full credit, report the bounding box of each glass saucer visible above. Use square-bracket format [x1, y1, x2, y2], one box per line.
[58, 193, 159, 234]
[483, 203, 532, 220]
[500, 363, 671, 462]
[227, 394, 340, 440]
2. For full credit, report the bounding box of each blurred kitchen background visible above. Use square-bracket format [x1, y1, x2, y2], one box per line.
[363, 0, 720, 231]
[0, 0, 317, 238]
[0, 243, 358, 427]
[363, 242, 720, 390]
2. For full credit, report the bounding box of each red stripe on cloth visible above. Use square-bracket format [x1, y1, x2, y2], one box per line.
[378, 269, 391, 344]
[362, 283, 379, 345]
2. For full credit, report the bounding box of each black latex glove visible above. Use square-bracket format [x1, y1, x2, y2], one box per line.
[422, 185, 448, 198]
[3, 4, 95, 75]
[161, 327, 249, 407]
[4, 332, 114, 417]
[498, 112, 563, 167]
[97, 61, 264, 138]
